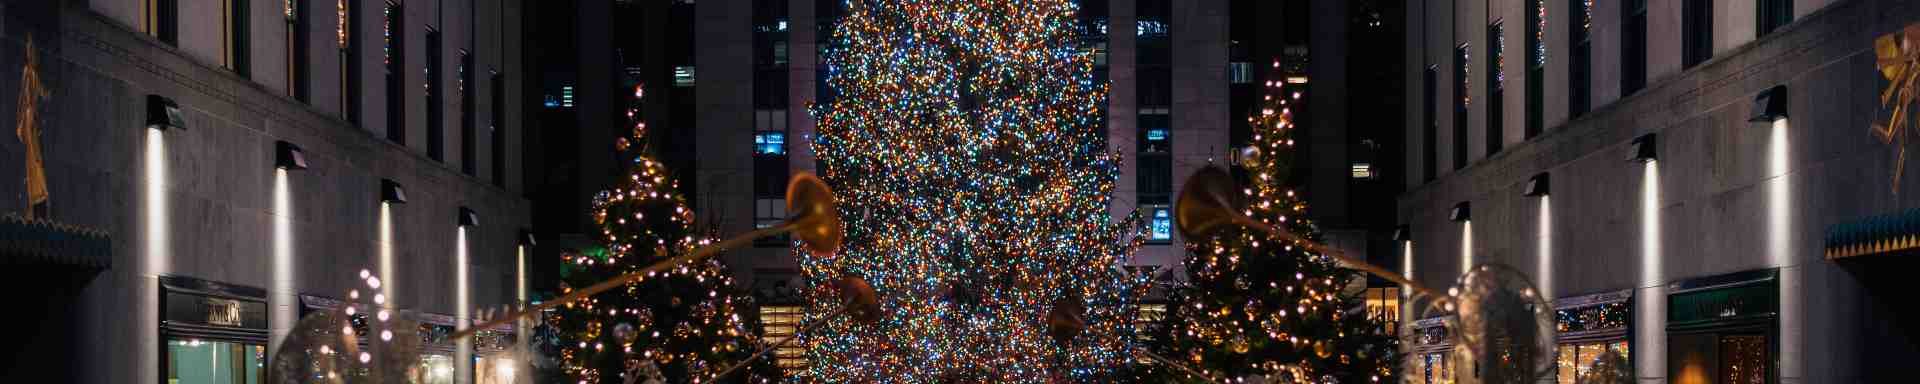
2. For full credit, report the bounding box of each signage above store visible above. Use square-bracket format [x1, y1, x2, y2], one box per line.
[1667, 269, 1779, 330]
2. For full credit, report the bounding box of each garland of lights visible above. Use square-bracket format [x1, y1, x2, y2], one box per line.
[1143, 59, 1399, 383]
[803, 0, 1151, 381]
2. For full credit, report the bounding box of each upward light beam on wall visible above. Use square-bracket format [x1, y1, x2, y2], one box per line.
[455, 225, 472, 384]
[380, 202, 394, 309]
[271, 169, 294, 357]
[1538, 196, 1552, 300]
[145, 128, 169, 282]
[1638, 159, 1666, 382]
[1461, 221, 1473, 275]
[142, 125, 169, 384]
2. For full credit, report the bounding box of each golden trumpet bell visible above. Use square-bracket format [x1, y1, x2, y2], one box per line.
[786, 172, 844, 256]
[1046, 295, 1087, 346]
[1175, 165, 1243, 240]
[837, 276, 882, 324]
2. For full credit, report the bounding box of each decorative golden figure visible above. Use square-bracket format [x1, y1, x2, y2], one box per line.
[1873, 24, 1920, 193]
[15, 36, 49, 217]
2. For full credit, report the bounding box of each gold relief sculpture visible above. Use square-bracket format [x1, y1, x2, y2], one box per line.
[15, 36, 48, 217]
[1873, 24, 1920, 193]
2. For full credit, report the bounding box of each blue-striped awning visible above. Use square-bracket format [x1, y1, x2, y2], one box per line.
[0, 215, 110, 269]
[1825, 208, 1920, 260]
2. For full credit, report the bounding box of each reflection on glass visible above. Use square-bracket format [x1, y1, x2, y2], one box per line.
[1558, 346, 1577, 384]
[1720, 335, 1767, 384]
[417, 354, 456, 384]
[166, 339, 265, 384]
[1555, 340, 1631, 384]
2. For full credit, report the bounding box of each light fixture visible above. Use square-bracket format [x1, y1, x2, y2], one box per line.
[1449, 202, 1471, 222]
[1392, 225, 1411, 241]
[519, 229, 537, 247]
[147, 95, 186, 130]
[1627, 133, 1657, 162]
[1748, 85, 1789, 123]
[275, 140, 309, 170]
[458, 207, 479, 227]
[380, 179, 408, 204]
[1523, 172, 1550, 197]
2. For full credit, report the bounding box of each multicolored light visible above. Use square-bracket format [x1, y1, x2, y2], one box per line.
[804, 0, 1149, 381]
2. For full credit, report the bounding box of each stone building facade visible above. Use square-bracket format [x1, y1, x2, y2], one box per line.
[0, 0, 530, 382]
[1400, 0, 1920, 382]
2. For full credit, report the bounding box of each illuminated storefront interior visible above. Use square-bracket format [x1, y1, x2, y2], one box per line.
[1553, 289, 1633, 384]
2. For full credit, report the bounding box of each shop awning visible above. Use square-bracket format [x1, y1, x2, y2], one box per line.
[1825, 209, 1920, 260]
[0, 215, 111, 269]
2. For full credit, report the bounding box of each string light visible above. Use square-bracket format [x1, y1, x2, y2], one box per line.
[547, 79, 767, 383]
[803, 0, 1149, 381]
[1144, 57, 1398, 382]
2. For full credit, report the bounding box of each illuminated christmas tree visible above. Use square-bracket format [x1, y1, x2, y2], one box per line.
[1144, 59, 1399, 383]
[545, 84, 776, 383]
[804, 0, 1149, 381]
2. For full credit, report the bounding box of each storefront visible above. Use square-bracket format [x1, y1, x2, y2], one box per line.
[1553, 289, 1632, 384]
[1405, 316, 1458, 384]
[472, 324, 518, 384]
[159, 275, 269, 384]
[416, 313, 463, 384]
[1665, 269, 1778, 384]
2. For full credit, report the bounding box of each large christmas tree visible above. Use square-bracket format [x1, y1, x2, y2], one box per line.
[545, 83, 776, 383]
[1145, 59, 1399, 383]
[804, 0, 1149, 381]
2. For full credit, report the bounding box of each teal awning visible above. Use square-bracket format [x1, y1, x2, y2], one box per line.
[1825, 208, 1920, 260]
[0, 215, 110, 269]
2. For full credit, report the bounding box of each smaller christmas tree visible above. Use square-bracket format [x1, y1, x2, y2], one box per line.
[545, 83, 777, 383]
[1145, 58, 1398, 383]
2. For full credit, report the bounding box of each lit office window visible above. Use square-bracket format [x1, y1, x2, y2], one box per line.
[1229, 62, 1252, 84]
[1351, 163, 1373, 179]
[755, 131, 787, 156]
[674, 66, 696, 87]
[1147, 205, 1172, 242]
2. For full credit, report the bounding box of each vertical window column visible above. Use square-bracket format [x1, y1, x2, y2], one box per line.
[1570, 0, 1592, 117]
[1453, 44, 1469, 170]
[1423, 66, 1437, 182]
[460, 52, 475, 175]
[1487, 23, 1504, 156]
[1526, 0, 1546, 137]
[1758, 0, 1793, 35]
[224, 0, 251, 77]
[384, 1, 405, 144]
[490, 72, 506, 186]
[1623, 0, 1647, 94]
[288, 0, 310, 101]
[1682, 0, 1712, 69]
[341, 0, 361, 124]
[147, 0, 181, 45]
[1137, 0, 1172, 244]
[426, 27, 444, 161]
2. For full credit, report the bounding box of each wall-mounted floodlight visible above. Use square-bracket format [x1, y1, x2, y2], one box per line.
[380, 179, 408, 204]
[275, 141, 309, 170]
[458, 207, 479, 227]
[1449, 202, 1472, 222]
[147, 95, 186, 130]
[1392, 225, 1412, 241]
[1523, 172, 1551, 197]
[1748, 85, 1789, 123]
[519, 229, 537, 247]
[1628, 133, 1657, 163]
